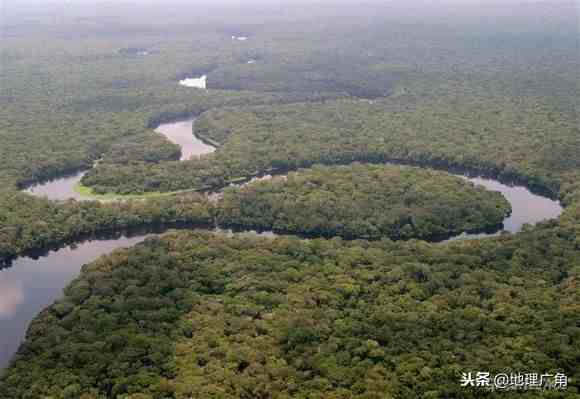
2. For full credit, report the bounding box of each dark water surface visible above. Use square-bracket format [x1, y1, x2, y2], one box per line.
[0, 234, 149, 369]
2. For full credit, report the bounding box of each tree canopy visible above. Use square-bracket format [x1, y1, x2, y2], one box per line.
[0, 1, 578, 397]
[2, 230, 578, 398]
[218, 164, 511, 241]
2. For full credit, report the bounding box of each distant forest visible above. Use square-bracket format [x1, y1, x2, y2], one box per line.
[0, 0, 578, 397]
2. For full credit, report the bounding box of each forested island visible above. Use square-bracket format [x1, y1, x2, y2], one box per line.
[0, 0, 578, 397]
[217, 164, 511, 240]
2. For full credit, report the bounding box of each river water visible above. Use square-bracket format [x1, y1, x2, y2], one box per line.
[156, 118, 215, 160]
[21, 116, 565, 236]
[22, 116, 564, 233]
[22, 118, 213, 199]
[23, 171, 87, 201]
[20, 115, 565, 237]
[9, 117, 564, 370]
[447, 177, 563, 240]
[0, 225, 278, 369]
[179, 75, 207, 89]
[0, 234, 149, 369]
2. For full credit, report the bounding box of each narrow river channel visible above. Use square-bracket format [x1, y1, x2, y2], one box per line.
[22, 116, 564, 237]
[22, 117, 213, 199]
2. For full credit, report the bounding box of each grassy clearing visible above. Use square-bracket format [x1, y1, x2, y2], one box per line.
[73, 182, 203, 202]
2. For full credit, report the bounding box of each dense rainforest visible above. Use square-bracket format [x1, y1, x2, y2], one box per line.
[217, 164, 511, 240]
[0, 2, 341, 258]
[81, 94, 579, 200]
[0, 192, 212, 265]
[0, 0, 579, 398]
[1, 229, 579, 398]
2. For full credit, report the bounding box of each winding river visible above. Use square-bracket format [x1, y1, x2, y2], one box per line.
[22, 118, 214, 199]
[157, 118, 215, 160]
[5, 117, 564, 370]
[22, 117, 564, 234]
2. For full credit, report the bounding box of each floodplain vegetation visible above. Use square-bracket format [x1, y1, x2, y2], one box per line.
[217, 164, 511, 241]
[0, 0, 579, 398]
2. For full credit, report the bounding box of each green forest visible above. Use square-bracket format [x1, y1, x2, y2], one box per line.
[0, 0, 579, 397]
[0, 192, 212, 264]
[217, 164, 511, 240]
[2, 229, 579, 398]
[80, 94, 579, 200]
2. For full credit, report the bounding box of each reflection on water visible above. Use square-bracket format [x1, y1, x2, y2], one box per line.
[0, 226, 276, 370]
[214, 227, 277, 238]
[0, 234, 150, 369]
[118, 48, 149, 56]
[23, 170, 87, 201]
[467, 177, 562, 233]
[155, 118, 216, 160]
[0, 278, 24, 320]
[448, 176, 564, 241]
[179, 75, 207, 89]
[23, 118, 217, 200]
